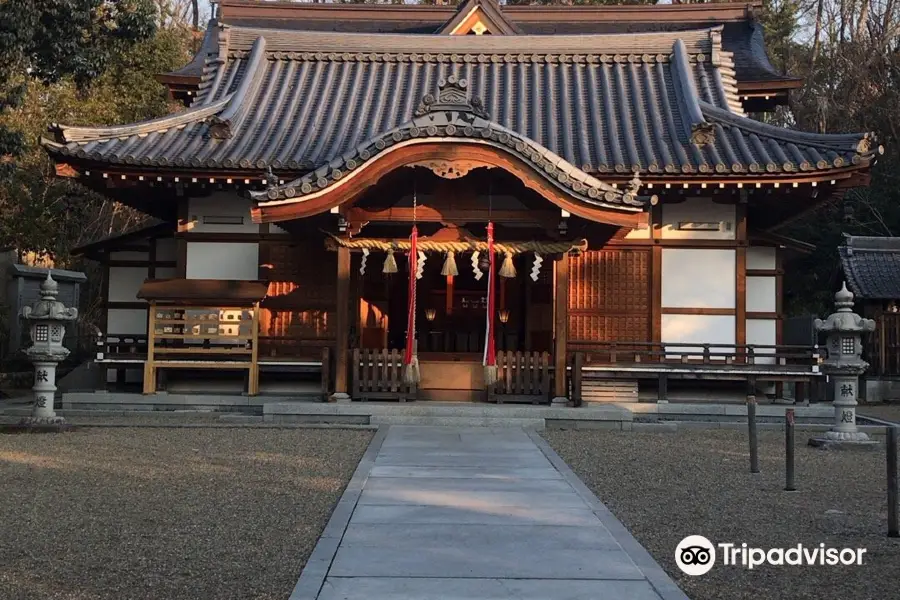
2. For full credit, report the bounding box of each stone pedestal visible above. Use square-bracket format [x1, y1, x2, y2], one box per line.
[808, 283, 878, 450]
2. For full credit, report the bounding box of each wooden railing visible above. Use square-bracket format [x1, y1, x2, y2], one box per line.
[568, 341, 822, 405]
[352, 348, 417, 402]
[567, 341, 820, 367]
[488, 351, 551, 404]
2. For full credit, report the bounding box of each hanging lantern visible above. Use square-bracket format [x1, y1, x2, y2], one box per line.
[498, 308, 510, 324]
[478, 252, 491, 273]
[424, 307, 437, 322]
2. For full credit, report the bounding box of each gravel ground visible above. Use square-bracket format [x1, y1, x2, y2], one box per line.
[859, 403, 900, 423]
[543, 429, 900, 600]
[0, 427, 372, 600]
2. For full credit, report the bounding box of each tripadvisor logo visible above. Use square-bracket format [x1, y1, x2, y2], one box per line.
[675, 536, 867, 576]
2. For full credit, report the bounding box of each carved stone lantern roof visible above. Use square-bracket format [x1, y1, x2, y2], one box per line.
[814, 282, 875, 334]
[20, 272, 79, 323]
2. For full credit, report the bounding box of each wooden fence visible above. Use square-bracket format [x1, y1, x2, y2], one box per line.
[488, 351, 551, 404]
[352, 348, 417, 401]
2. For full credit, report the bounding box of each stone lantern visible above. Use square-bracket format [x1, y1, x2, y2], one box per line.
[809, 282, 878, 449]
[19, 272, 78, 425]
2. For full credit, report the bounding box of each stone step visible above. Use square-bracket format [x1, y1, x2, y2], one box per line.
[368, 415, 545, 428]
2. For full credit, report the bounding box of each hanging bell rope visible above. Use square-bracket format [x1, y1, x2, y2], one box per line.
[441, 250, 458, 277]
[499, 251, 516, 278]
[483, 222, 498, 386]
[382, 248, 398, 274]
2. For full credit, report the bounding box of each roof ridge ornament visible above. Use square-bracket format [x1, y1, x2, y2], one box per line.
[415, 75, 489, 119]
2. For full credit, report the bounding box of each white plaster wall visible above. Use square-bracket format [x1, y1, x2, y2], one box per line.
[109, 250, 149, 261]
[746, 319, 777, 365]
[623, 221, 651, 240]
[186, 242, 259, 280]
[155, 238, 177, 261]
[662, 249, 735, 308]
[108, 267, 148, 302]
[270, 224, 290, 235]
[747, 246, 777, 270]
[747, 276, 777, 313]
[662, 315, 735, 355]
[187, 193, 258, 233]
[107, 309, 147, 335]
[660, 199, 736, 240]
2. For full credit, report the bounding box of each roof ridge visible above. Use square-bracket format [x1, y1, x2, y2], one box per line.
[208, 36, 268, 139]
[700, 101, 878, 158]
[222, 24, 723, 55]
[47, 94, 233, 144]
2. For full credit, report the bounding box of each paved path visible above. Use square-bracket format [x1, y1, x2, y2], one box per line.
[292, 426, 688, 600]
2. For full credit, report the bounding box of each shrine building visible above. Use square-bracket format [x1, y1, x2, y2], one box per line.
[44, 1, 878, 405]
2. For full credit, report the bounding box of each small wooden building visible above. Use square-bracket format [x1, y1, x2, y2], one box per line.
[840, 235, 900, 401]
[47, 1, 877, 404]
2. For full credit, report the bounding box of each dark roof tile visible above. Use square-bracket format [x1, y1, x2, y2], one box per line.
[44, 27, 876, 188]
[840, 236, 900, 299]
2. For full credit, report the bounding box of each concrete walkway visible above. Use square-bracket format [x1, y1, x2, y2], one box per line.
[292, 426, 689, 600]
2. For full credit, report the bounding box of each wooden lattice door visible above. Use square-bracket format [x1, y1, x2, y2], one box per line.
[568, 249, 651, 346]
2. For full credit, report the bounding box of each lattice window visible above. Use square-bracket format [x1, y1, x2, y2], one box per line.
[567, 250, 650, 343]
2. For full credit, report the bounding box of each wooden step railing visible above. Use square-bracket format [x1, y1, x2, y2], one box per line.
[488, 351, 551, 404]
[352, 348, 417, 402]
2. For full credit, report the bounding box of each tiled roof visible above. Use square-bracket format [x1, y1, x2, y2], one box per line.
[840, 236, 900, 300]
[43, 26, 876, 186]
[215, 2, 791, 87]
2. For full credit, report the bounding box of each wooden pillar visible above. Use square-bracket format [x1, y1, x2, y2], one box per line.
[333, 246, 351, 401]
[552, 254, 569, 404]
[735, 199, 748, 359]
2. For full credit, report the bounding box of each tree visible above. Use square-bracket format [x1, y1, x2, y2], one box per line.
[0, 2, 193, 263]
[0, 1, 158, 163]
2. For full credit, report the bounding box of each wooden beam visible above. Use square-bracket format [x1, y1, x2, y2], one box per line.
[343, 206, 557, 226]
[333, 246, 351, 399]
[176, 198, 189, 278]
[553, 254, 569, 403]
[651, 245, 662, 344]
[662, 307, 735, 316]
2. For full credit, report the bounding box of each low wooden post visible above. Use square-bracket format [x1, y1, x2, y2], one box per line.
[889, 426, 899, 538]
[785, 408, 796, 491]
[321, 346, 331, 402]
[747, 377, 759, 474]
[572, 352, 584, 407]
[657, 373, 668, 403]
